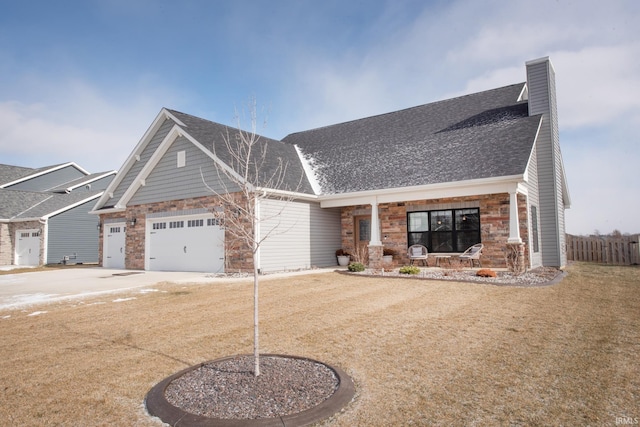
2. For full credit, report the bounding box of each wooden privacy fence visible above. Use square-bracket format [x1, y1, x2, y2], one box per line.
[566, 234, 640, 265]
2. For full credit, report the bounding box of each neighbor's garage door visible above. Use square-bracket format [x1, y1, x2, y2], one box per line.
[147, 215, 224, 273]
[16, 229, 41, 266]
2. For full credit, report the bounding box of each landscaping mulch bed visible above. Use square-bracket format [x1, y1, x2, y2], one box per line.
[349, 266, 563, 286]
[164, 355, 339, 419]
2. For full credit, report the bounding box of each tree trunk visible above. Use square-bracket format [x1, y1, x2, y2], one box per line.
[253, 261, 260, 376]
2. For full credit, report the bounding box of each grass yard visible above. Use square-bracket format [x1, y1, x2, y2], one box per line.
[0, 263, 638, 426]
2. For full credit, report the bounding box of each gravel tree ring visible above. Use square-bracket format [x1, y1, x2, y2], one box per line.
[145, 354, 356, 426]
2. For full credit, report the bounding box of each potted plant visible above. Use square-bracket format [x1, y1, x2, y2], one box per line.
[382, 247, 396, 264]
[335, 249, 351, 266]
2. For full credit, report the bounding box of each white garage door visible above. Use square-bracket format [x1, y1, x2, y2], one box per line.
[16, 229, 41, 266]
[104, 223, 126, 269]
[147, 215, 224, 273]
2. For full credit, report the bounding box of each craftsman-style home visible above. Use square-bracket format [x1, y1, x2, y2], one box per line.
[92, 57, 569, 273]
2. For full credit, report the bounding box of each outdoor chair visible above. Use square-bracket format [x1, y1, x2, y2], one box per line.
[408, 244, 429, 266]
[459, 243, 483, 267]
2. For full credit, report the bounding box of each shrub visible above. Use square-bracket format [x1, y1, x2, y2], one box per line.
[348, 262, 365, 272]
[476, 268, 497, 278]
[399, 265, 420, 275]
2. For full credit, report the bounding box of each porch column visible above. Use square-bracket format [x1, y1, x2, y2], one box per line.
[368, 199, 383, 268]
[507, 191, 522, 244]
[369, 199, 382, 246]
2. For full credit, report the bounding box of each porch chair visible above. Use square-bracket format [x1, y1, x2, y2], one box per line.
[459, 243, 483, 267]
[408, 245, 429, 266]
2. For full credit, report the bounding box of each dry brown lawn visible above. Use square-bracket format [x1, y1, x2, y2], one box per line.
[1, 263, 638, 426]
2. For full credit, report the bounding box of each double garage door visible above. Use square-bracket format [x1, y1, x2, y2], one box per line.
[147, 214, 224, 273]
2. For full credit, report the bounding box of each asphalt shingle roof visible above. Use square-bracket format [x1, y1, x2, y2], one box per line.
[283, 83, 541, 195]
[166, 110, 315, 194]
[0, 188, 103, 219]
[0, 189, 51, 218]
[0, 164, 36, 186]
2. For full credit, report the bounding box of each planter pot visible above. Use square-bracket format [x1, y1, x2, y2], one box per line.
[383, 255, 393, 264]
[337, 256, 350, 266]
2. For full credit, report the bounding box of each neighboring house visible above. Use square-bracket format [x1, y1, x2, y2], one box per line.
[92, 57, 570, 273]
[0, 163, 116, 266]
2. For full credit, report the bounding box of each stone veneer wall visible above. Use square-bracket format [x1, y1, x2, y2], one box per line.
[98, 194, 255, 272]
[0, 223, 13, 265]
[340, 193, 530, 268]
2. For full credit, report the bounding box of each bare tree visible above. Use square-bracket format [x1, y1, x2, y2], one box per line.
[201, 98, 302, 376]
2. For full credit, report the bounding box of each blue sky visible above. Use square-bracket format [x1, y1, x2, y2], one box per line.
[1, 0, 639, 235]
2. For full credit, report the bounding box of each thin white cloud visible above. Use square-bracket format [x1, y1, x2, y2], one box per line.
[0, 76, 184, 172]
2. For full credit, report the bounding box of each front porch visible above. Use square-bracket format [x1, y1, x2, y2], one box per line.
[334, 191, 531, 272]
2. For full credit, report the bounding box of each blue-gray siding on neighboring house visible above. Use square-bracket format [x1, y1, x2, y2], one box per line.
[85, 175, 114, 192]
[6, 165, 85, 192]
[129, 136, 240, 206]
[108, 118, 175, 205]
[47, 199, 100, 264]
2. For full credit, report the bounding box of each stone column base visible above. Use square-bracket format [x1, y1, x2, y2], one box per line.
[505, 242, 526, 275]
[368, 244, 383, 269]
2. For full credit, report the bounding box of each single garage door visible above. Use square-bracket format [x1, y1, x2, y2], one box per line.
[104, 223, 126, 269]
[16, 229, 41, 266]
[147, 215, 224, 273]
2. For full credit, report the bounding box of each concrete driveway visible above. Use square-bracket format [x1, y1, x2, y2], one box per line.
[0, 268, 220, 311]
[0, 266, 337, 311]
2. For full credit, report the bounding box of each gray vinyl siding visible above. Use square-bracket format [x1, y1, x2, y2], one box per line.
[107, 118, 174, 205]
[129, 136, 239, 206]
[85, 175, 114, 192]
[257, 199, 341, 272]
[7, 165, 85, 192]
[527, 59, 564, 267]
[309, 204, 341, 267]
[526, 142, 543, 268]
[258, 199, 311, 272]
[47, 199, 100, 264]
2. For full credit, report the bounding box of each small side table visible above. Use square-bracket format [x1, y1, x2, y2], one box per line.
[434, 255, 451, 267]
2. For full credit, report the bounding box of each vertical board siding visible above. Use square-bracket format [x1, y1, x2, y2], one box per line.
[310, 205, 342, 267]
[47, 200, 100, 264]
[258, 199, 311, 272]
[6, 166, 85, 192]
[107, 118, 174, 204]
[129, 136, 239, 205]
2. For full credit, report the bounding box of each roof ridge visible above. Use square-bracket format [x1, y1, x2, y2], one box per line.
[284, 82, 526, 139]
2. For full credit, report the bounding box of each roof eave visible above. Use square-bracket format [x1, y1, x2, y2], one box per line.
[319, 175, 526, 208]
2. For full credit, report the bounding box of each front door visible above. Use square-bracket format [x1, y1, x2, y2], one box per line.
[354, 216, 371, 261]
[104, 223, 126, 269]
